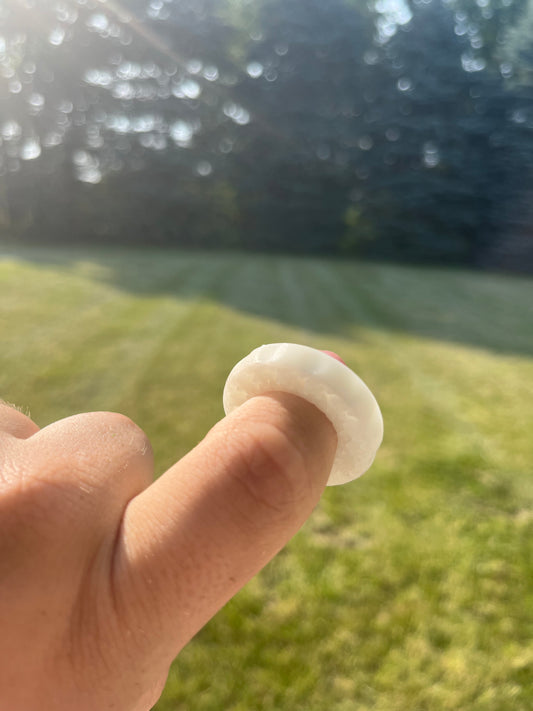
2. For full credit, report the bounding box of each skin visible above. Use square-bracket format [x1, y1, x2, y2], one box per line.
[0, 394, 336, 711]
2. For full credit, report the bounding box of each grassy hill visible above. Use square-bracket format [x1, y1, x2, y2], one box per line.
[1, 247, 532, 710]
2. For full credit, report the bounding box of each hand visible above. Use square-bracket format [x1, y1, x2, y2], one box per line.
[0, 394, 336, 711]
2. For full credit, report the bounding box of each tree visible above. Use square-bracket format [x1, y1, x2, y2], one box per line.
[0, 0, 247, 244]
[358, 0, 528, 265]
[227, 0, 377, 252]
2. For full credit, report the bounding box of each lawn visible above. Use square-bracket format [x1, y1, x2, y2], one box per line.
[1, 246, 532, 710]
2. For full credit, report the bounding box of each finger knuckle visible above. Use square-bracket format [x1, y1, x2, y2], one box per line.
[89, 412, 154, 484]
[101, 413, 152, 453]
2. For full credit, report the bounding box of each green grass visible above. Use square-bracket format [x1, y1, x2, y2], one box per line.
[1, 246, 532, 710]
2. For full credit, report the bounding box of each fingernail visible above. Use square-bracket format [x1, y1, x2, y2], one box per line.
[321, 350, 346, 365]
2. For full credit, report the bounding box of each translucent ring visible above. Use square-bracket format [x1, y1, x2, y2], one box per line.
[223, 343, 383, 486]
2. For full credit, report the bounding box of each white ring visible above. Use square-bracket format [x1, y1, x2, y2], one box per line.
[223, 343, 383, 486]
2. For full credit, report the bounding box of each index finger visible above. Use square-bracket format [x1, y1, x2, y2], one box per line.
[0, 401, 40, 440]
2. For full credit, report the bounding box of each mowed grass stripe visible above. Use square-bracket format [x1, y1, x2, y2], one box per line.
[1, 255, 227, 425]
[348, 261, 533, 356]
[307, 260, 513, 468]
[0, 259, 123, 366]
[112, 255, 280, 470]
[278, 258, 333, 336]
[104, 256, 236, 420]
[335, 262, 533, 478]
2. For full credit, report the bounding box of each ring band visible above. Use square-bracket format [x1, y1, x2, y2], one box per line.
[223, 344, 383, 486]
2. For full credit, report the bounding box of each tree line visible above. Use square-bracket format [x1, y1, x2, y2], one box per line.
[1, 0, 532, 271]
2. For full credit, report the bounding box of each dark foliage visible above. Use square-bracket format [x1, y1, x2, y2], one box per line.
[0, 0, 532, 271]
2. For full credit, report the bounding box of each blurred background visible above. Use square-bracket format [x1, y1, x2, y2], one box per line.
[1, 0, 532, 268]
[1, 1, 532, 710]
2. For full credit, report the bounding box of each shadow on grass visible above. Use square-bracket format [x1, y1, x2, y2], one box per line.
[2, 244, 533, 358]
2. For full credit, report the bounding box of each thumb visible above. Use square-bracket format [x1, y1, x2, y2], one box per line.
[113, 392, 337, 660]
